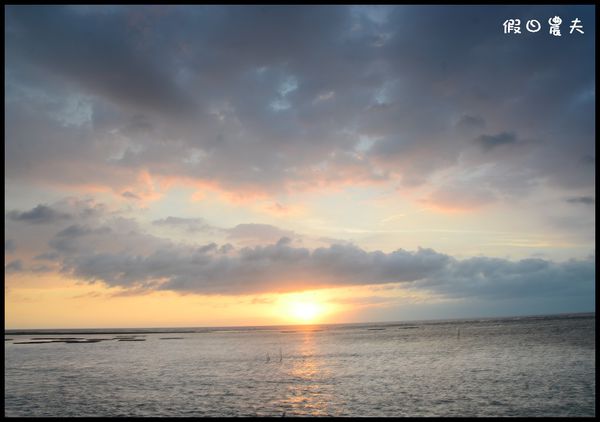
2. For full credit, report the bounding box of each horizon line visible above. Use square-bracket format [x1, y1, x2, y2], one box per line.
[5, 311, 595, 334]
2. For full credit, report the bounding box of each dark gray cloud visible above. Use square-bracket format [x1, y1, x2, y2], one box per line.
[364, 5, 594, 191]
[456, 114, 486, 130]
[6, 200, 594, 306]
[33, 202, 591, 299]
[55, 231, 593, 302]
[6, 205, 72, 224]
[5, 259, 23, 273]
[567, 196, 595, 206]
[59, 240, 449, 294]
[5, 6, 195, 116]
[413, 256, 595, 301]
[4, 5, 594, 198]
[49, 224, 112, 252]
[5, 257, 57, 274]
[474, 132, 517, 152]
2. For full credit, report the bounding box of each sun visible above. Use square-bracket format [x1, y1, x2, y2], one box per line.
[273, 292, 333, 324]
[288, 300, 323, 323]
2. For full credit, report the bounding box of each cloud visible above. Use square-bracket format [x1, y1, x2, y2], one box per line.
[456, 114, 485, 130]
[6, 199, 594, 306]
[152, 216, 211, 232]
[4, 5, 594, 200]
[4, 257, 55, 274]
[474, 132, 517, 152]
[18, 202, 449, 293]
[122, 191, 140, 200]
[225, 223, 296, 244]
[6, 204, 72, 224]
[5, 259, 23, 273]
[6, 6, 195, 116]
[413, 256, 595, 301]
[60, 235, 593, 302]
[59, 241, 453, 294]
[566, 196, 594, 206]
[34, 251, 60, 261]
[30, 264, 54, 273]
[56, 224, 111, 238]
[264, 202, 304, 216]
[44, 211, 593, 301]
[48, 225, 112, 253]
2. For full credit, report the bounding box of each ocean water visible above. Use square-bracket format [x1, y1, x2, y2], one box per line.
[4, 313, 595, 417]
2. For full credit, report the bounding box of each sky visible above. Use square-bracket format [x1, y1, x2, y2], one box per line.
[4, 5, 595, 328]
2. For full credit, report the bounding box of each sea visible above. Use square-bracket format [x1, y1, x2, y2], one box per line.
[4, 313, 595, 417]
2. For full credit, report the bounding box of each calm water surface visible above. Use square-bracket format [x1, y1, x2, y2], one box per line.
[4, 313, 595, 417]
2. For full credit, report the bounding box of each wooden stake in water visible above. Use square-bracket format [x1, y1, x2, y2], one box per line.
[279, 347, 283, 363]
[266, 352, 270, 363]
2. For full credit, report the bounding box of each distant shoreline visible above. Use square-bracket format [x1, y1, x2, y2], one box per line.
[5, 312, 594, 336]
